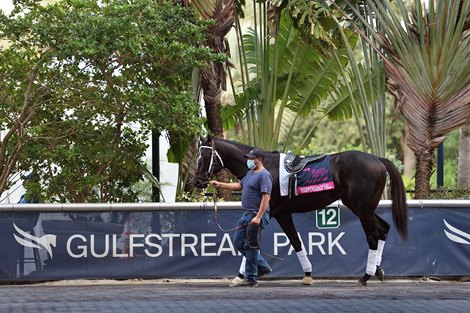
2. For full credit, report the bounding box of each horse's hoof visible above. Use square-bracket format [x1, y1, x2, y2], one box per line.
[357, 278, 367, 287]
[375, 267, 385, 281]
[357, 273, 371, 287]
[302, 276, 314, 285]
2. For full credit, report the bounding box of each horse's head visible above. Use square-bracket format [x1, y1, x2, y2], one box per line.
[193, 136, 225, 189]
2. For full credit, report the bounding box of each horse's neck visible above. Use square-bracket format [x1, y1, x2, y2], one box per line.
[215, 139, 280, 181]
[216, 139, 250, 179]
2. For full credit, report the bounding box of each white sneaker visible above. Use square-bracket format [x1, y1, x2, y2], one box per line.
[230, 276, 245, 286]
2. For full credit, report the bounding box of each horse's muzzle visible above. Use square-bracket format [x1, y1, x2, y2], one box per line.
[193, 176, 209, 189]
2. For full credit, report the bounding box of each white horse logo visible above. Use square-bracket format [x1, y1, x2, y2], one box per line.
[13, 223, 57, 258]
[443, 219, 470, 245]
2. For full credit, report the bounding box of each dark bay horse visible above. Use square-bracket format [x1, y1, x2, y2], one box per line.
[193, 136, 408, 286]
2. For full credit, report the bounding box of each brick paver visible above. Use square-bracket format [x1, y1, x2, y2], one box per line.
[0, 278, 469, 312]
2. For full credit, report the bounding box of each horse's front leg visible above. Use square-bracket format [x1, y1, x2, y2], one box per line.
[276, 213, 314, 285]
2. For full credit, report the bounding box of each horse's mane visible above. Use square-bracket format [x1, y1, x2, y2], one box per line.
[212, 137, 278, 154]
[212, 137, 252, 149]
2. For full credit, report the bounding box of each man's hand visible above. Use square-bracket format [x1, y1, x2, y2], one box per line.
[251, 215, 261, 225]
[209, 180, 219, 188]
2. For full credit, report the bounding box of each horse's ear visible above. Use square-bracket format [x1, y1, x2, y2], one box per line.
[207, 135, 212, 144]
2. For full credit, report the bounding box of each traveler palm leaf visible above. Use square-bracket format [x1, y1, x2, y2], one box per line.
[224, 12, 360, 151]
[344, 0, 470, 198]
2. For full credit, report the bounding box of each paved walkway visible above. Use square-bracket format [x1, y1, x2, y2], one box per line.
[1, 278, 469, 312]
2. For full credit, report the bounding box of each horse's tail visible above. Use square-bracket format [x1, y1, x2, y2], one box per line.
[380, 158, 408, 241]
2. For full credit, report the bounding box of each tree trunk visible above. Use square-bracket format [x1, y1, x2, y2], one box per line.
[457, 118, 470, 189]
[201, 66, 224, 138]
[182, 139, 199, 193]
[201, 65, 233, 200]
[414, 147, 433, 199]
[401, 126, 416, 178]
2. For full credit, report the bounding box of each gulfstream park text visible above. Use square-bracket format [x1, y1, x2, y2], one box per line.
[65, 232, 347, 258]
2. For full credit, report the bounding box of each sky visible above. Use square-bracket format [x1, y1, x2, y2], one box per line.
[0, 1, 13, 14]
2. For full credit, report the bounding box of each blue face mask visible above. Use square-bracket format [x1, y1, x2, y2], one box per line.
[247, 159, 256, 170]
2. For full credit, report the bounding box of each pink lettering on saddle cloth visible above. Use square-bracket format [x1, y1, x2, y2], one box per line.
[297, 181, 335, 194]
[295, 156, 335, 195]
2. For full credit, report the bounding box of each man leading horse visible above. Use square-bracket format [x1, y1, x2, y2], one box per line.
[194, 136, 408, 287]
[209, 148, 272, 287]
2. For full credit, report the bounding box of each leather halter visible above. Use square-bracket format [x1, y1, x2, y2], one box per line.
[199, 141, 224, 180]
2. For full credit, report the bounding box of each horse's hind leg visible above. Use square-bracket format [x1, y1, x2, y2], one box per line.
[357, 212, 390, 287]
[374, 214, 390, 281]
[276, 214, 314, 285]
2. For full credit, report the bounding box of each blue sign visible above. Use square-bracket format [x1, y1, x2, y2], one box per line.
[1, 205, 470, 281]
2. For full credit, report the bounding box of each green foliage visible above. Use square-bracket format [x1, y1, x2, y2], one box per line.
[224, 9, 360, 152]
[294, 119, 362, 155]
[177, 190, 208, 202]
[0, 0, 221, 202]
[271, 0, 361, 51]
[429, 129, 460, 189]
[427, 188, 470, 200]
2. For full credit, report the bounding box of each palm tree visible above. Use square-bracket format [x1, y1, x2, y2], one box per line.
[223, 1, 368, 152]
[343, 0, 470, 198]
[177, 0, 386, 200]
[179, 0, 237, 199]
[182, 0, 236, 139]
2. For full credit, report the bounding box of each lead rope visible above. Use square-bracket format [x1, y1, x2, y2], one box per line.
[212, 193, 284, 261]
[213, 193, 246, 233]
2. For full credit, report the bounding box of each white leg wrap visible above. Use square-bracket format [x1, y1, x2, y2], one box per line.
[239, 256, 246, 275]
[366, 249, 378, 276]
[376, 240, 385, 266]
[296, 249, 312, 273]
